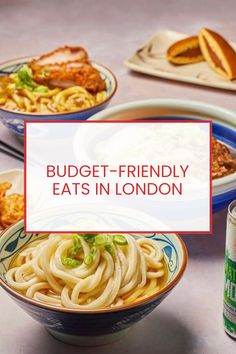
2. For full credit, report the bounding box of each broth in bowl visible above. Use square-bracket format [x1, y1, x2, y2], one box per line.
[0, 221, 187, 346]
[0, 52, 117, 137]
[7, 233, 168, 310]
[0, 46, 107, 114]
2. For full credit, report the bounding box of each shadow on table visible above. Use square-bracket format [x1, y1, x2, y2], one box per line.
[126, 69, 236, 95]
[30, 311, 195, 354]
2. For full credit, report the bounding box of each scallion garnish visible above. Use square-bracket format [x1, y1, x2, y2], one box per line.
[95, 234, 109, 247]
[90, 246, 97, 257]
[84, 254, 93, 265]
[105, 243, 115, 256]
[82, 234, 97, 241]
[61, 256, 82, 269]
[34, 85, 48, 93]
[70, 235, 81, 256]
[76, 234, 128, 266]
[16, 64, 48, 92]
[113, 235, 128, 245]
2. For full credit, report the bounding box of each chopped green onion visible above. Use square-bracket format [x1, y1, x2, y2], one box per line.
[84, 254, 93, 265]
[70, 235, 81, 256]
[113, 235, 128, 245]
[16, 64, 36, 90]
[18, 64, 33, 84]
[61, 256, 82, 269]
[82, 234, 97, 241]
[34, 85, 48, 93]
[90, 246, 97, 257]
[15, 64, 48, 92]
[84, 246, 97, 265]
[95, 234, 109, 246]
[74, 234, 81, 246]
[105, 243, 115, 256]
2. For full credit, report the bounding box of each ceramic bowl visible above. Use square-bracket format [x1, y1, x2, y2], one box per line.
[0, 220, 187, 346]
[0, 57, 117, 137]
[89, 99, 236, 213]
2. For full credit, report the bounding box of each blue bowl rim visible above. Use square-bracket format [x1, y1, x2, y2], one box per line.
[0, 56, 118, 117]
[0, 220, 188, 315]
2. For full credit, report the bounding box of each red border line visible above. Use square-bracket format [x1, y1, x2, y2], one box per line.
[24, 120, 27, 233]
[209, 121, 213, 234]
[25, 119, 212, 124]
[26, 230, 212, 234]
[24, 119, 212, 234]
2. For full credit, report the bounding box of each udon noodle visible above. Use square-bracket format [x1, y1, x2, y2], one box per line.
[0, 75, 106, 114]
[6, 234, 167, 310]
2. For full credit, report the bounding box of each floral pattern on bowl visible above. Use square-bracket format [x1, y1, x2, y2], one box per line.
[0, 57, 117, 137]
[0, 220, 187, 346]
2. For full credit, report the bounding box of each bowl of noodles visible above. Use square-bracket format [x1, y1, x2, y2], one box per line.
[0, 46, 117, 137]
[0, 220, 187, 346]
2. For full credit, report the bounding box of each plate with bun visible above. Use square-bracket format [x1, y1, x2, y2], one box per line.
[125, 29, 236, 90]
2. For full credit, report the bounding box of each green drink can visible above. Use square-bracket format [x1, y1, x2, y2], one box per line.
[224, 200, 236, 339]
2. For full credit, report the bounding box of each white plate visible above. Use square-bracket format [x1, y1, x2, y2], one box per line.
[124, 30, 236, 91]
[0, 169, 23, 194]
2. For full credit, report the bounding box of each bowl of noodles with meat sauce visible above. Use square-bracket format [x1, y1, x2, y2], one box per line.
[0, 220, 187, 346]
[0, 48, 117, 137]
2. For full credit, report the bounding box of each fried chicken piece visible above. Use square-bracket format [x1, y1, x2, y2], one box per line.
[0, 182, 24, 229]
[0, 193, 24, 228]
[32, 62, 106, 93]
[0, 182, 11, 198]
[212, 138, 236, 179]
[30, 46, 88, 68]
[29, 46, 106, 94]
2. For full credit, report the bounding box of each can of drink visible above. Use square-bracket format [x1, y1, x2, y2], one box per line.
[223, 200, 236, 339]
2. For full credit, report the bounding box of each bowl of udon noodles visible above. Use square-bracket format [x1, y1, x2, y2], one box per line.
[0, 220, 187, 346]
[0, 46, 117, 137]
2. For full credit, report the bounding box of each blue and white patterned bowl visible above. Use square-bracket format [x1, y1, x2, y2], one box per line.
[0, 220, 187, 346]
[0, 57, 117, 137]
[89, 99, 236, 213]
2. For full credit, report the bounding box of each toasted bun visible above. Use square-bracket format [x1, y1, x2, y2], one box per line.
[199, 28, 236, 80]
[166, 36, 204, 65]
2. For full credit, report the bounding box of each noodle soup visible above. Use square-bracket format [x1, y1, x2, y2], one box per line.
[7, 233, 168, 310]
[0, 221, 187, 346]
[0, 46, 109, 114]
